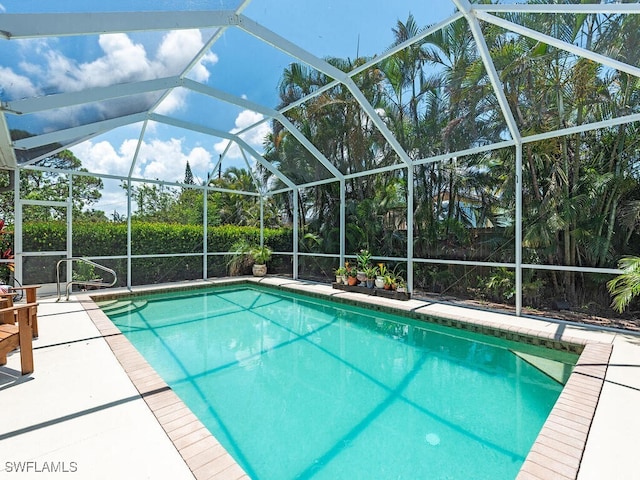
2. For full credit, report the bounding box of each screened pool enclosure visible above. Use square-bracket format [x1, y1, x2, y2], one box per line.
[0, 1, 639, 316]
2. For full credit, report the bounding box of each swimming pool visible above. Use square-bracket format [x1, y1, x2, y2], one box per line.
[99, 285, 577, 479]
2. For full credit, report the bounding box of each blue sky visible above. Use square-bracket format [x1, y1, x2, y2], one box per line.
[0, 0, 458, 213]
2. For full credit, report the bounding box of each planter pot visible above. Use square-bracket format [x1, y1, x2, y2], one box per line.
[335, 275, 342, 284]
[252, 264, 267, 277]
[356, 271, 366, 285]
[374, 276, 385, 289]
[341, 275, 347, 284]
[397, 287, 406, 293]
[331, 282, 410, 300]
[384, 283, 392, 290]
[366, 278, 375, 289]
[347, 275, 358, 286]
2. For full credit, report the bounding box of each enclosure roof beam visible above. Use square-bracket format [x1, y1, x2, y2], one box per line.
[237, 14, 348, 84]
[148, 113, 297, 189]
[454, 0, 521, 143]
[21, 134, 100, 167]
[0, 10, 235, 39]
[414, 140, 517, 166]
[347, 12, 465, 79]
[523, 112, 640, 145]
[183, 78, 275, 117]
[12, 112, 147, 150]
[182, 79, 344, 180]
[239, 15, 414, 167]
[476, 11, 640, 79]
[128, 119, 149, 179]
[474, 3, 640, 15]
[3, 76, 182, 115]
[0, 114, 16, 169]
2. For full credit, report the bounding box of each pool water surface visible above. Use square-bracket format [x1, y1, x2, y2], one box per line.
[100, 286, 576, 479]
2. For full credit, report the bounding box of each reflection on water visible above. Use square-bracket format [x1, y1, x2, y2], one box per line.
[106, 286, 576, 480]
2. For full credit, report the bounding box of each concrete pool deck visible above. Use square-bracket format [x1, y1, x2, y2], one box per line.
[0, 276, 638, 479]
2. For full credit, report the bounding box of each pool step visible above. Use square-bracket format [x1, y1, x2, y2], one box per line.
[513, 351, 574, 384]
[98, 299, 148, 316]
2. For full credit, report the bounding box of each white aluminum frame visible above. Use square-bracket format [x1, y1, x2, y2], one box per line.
[1, 2, 637, 313]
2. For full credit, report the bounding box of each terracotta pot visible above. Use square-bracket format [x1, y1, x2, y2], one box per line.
[347, 276, 358, 286]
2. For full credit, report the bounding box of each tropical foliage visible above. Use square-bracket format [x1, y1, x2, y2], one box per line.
[608, 257, 640, 313]
[1, 5, 639, 316]
[261, 10, 640, 312]
[0, 144, 105, 223]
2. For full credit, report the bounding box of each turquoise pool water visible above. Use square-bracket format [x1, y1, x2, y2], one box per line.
[101, 285, 575, 480]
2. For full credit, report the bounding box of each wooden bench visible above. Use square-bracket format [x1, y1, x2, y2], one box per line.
[0, 294, 14, 324]
[0, 286, 40, 338]
[0, 303, 37, 375]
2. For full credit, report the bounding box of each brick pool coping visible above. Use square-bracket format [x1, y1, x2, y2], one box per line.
[84, 278, 614, 480]
[517, 342, 612, 480]
[81, 298, 250, 480]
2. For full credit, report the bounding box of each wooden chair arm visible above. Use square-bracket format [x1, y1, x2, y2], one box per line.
[9, 285, 42, 291]
[0, 302, 38, 314]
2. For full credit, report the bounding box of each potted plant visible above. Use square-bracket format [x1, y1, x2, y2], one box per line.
[334, 266, 347, 284]
[384, 273, 396, 290]
[356, 249, 372, 285]
[346, 264, 358, 286]
[251, 245, 272, 277]
[375, 263, 387, 289]
[396, 277, 407, 293]
[226, 241, 272, 276]
[386, 265, 405, 291]
[226, 239, 253, 276]
[364, 265, 378, 289]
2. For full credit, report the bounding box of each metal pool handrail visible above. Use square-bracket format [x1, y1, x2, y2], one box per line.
[56, 257, 118, 301]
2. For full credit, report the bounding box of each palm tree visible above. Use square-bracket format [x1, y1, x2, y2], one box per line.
[608, 256, 640, 313]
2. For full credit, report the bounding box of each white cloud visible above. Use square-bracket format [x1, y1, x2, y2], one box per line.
[0, 3, 5, 13]
[72, 136, 213, 183]
[156, 30, 218, 83]
[154, 89, 187, 115]
[7, 30, 218, 127]
[137, 138, 212, 181]
[71, 140, 133, 177]
[214, 110, 271, 160]
[0, 66, 38, 99]
[45, 31, 216, 92]
[71, 135, 214, 214]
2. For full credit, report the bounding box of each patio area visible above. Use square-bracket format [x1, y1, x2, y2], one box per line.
[1, 277, 639, 479]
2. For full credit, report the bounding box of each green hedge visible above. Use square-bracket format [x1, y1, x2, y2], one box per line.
[21, 221, 292, 256]
[17, 221, 292, 284]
